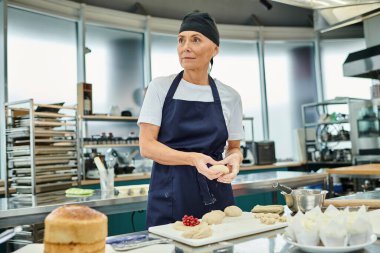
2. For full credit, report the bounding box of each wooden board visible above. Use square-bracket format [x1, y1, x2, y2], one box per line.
[327, 164, 380, 175]
[149, 212, 288, 247]
[323, 199, 380, 208]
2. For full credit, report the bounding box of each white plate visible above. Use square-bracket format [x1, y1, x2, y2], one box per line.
[284, 234, 377, 253]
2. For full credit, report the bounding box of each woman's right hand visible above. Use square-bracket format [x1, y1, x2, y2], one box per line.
[189, 152, 223, 180]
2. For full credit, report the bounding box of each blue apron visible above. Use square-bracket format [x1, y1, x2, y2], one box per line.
[146, 71, 235, 228]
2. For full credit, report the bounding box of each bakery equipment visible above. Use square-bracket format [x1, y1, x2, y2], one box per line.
[240, 144, 254, 166]
[0, 226, 22, 244]
[107, 234, 172, 251]
[272, 182, 292, 194]
[4, 100, 79, 195]
[253, 141, 276, 165]
[281, 189, 328, 213]
[105, 149, 139, 174]
[349, 98, 380, 163]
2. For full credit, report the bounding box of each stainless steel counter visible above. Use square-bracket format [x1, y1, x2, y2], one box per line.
[232, 171, 327, 196]
[0, 171, 327, 228]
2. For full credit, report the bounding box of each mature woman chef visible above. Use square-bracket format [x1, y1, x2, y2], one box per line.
[138, 12, 244, 228]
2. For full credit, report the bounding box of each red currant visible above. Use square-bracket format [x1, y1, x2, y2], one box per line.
[182, 214, 200, 226]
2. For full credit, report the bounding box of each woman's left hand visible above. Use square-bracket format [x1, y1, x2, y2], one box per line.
[216, 153, 241, 184]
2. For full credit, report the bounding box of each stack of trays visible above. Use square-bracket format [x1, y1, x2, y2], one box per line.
[5, 101, 79, 195]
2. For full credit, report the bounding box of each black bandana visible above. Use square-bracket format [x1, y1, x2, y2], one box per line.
[179, 12, 219, 46]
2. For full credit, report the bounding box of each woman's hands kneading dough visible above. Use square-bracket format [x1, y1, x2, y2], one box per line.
[189, 152, 224, 180]
[217, 153, 241, 184]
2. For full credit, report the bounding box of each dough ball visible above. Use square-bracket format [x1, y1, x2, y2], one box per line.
[278, 216, 287, 222]
[224, 206, 242, 217]
[209, 165, 229, 174]
[202, 210, 225, 225]
[182, 225, 212, 239]
[172, 221, 207, 231]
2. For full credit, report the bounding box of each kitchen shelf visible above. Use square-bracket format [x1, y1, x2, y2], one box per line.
[302, 98, 364, 107]
[80, 115, 138, 122]
[306, 140, 351, 144]
[83, 144, 139, 148]
[302, 98, 365, 165]
[77, 113, 140, 180]
[304, 120, 349, 128]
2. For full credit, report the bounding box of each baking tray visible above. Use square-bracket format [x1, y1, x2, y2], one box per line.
[10, 154, 76, 162]
[35, 164, 78, 172]
[13, 174, 74, 184]
[10, 159, 76, 168]
[13, 139, 76, 144]
[7, 149, 31, 157]
[14, 181, 73, 194]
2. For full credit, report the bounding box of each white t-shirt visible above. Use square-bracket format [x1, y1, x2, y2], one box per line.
[138, 74, 244, 140]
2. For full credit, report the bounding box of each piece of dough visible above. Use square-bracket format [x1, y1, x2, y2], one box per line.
[278, 216, 287, 222]
[251, 205, 284, 214]
[260, 217, 277, 225]
[264, 213, 280, 219]
[224, 206, 242, 217]
[254, 213, 280, 219]
[202, 210, 225, 225]
[182, 225, 212, 239]
[209, 165, 229, 174]
[172, 221, 207, 231]
[254, 213, 266, 218]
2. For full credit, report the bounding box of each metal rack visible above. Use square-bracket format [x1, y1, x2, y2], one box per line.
[4, 99, 80, 196]
[77, 115, 139, 179]
[301, 97, 365, 165]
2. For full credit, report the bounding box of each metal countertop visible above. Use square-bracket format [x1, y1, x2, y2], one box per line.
[0, 171, 327, 228]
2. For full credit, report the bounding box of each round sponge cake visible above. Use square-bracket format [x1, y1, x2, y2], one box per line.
[44, 205, 107, 244]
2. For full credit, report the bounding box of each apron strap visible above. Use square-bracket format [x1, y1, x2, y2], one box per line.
[208, 75, 221, 103]
[196, 173, 217, 205]
[163, 71, 184, 110]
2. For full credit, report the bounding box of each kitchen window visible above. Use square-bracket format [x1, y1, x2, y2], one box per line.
[7, 7, 77, 104]
[264, 41, 318, 161]
[321, 39, 372, 100]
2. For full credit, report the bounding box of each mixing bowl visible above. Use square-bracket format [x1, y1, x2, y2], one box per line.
[281, 189, 328, 213]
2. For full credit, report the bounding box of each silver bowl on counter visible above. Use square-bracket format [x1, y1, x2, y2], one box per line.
[281, 189, 328, 213]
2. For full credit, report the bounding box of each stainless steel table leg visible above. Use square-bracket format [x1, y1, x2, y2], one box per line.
[328, 175, 334, 198]
[272, 191, 278, 204]
[323, 177, 327, 190]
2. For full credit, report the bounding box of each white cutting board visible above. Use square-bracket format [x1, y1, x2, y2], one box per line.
[148, 212, 288, 247]
[13, 244, 175, 253]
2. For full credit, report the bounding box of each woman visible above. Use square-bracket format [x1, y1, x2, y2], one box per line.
[138, 12, 244, 228]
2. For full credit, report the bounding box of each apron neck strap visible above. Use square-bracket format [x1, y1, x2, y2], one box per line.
[165, 70, 221, 103]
